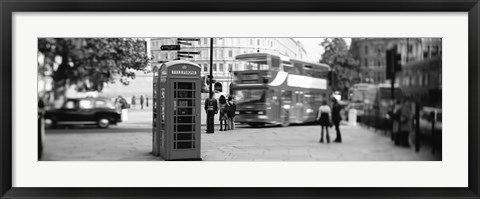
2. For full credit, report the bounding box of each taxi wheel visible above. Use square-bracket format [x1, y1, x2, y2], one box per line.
[97, 117, 110, 128]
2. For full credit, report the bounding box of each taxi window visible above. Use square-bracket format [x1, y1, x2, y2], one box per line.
[95, 100, 114, 108]
[64, 100, 77, 109]
[95, 100, 107, 108]
[79, 100, 94, 109]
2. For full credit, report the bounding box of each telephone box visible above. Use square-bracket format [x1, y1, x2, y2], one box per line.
[153, 60, 202, 160]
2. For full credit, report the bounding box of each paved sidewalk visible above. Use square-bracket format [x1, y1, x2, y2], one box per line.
[201, 123, 440, 161]
[42, 113, 440, 161]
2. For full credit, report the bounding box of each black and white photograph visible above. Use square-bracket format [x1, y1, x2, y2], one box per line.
[37, 37, 442, 161]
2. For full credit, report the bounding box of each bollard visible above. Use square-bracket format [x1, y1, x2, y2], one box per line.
[415, 103, 420, 152]
[348, 109, 357, 126]
[431, 111, 436, 154]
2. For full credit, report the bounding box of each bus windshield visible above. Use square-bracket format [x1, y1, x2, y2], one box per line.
[233, 89, 267, 104]
[235, 54, 270, 71]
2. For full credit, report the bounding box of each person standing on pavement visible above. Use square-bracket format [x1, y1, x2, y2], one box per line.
[316, 100, 332, 143]
[227, 96, 236, 130]
[331, 98, 342, 143]
[131, 96, 136, 110]
[140, 95, 144, 109]
[218, 95, 230, 131]
[400, 99, 413, 147]
[117, 95, 129, 122]
[146, 97, 149, 108]
[204, 97, 218, 133]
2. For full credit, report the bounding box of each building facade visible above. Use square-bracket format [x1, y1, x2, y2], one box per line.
[350, 38, 425, 84]
[150, 38, 308, 94]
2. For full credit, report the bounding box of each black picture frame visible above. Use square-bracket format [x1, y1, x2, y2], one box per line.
[1, 0, 479, 198]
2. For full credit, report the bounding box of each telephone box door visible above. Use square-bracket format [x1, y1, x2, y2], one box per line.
[169, 79, 201, 159]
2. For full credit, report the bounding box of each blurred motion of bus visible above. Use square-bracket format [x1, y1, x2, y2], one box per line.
[350, 83, 403, 129]
[231, 53, 331, 127]
[347, 83, 377, 118]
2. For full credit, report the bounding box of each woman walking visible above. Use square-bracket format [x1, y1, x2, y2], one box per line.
[316, 100, 332, 143]
[218, 95, 230, 131]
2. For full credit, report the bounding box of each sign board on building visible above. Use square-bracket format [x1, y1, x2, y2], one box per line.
[177, 38, 200, 41]
[178, 51, 200, 55]
[160, 45, 181, 51]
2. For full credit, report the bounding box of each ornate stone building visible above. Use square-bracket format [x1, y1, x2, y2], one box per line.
[150, 38, 307, 94]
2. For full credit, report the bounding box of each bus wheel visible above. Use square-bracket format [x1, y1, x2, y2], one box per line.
[281, 112, 290, 127]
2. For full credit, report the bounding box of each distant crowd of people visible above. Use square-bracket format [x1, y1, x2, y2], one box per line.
[204, 95, 237, 132]
[114, 95, 150, 122]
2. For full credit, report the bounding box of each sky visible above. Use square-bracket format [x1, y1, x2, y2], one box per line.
[294, 38, 351, 63]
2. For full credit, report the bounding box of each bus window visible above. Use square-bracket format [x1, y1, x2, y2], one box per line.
[271, 56, 280, 71]
[281, 90, 292, 103]
[233, 89, 266, 104]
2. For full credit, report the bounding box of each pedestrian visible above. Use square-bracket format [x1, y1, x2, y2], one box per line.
[146, 97, 149, 108]
[131, 96, 136, 110]
[331, 98, 342, 143]
[117, 95, 129, 122]
[316, 100, 332, 143]
[140, 95, 144, 109]
[400, 99, 413, 147]
[391, 99, 403, 145]
[227, 96, 237, 130]
[218, 95, 229, 131]
[204, 97, 218, 133]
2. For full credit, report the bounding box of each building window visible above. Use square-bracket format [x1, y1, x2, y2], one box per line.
[228, 63, 233, 72]
[364, 45, 369, 55]
[213, 64, 217, 72]
[203, 64, 208, 72]
[219, 63, 224, 72]
[364, 58, 368, 67]
[228, 50, 233, 57]
[377, 61, 381, 67]
[250, 39, 254, 45]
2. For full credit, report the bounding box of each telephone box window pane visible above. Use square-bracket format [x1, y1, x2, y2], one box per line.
[177, 100, 191, 107]
[177, 125, 194, 132]
[176, 116, 194, 123]
[176, 99, 193, 107]
[176, 142, 193, 149]
[177, 108, 192, 115]
[176, 133, 193, 141]
[177, 91, 193, 98]
[178, 82, 193, 89]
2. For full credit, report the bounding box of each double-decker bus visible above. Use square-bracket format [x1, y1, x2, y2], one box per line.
[231, 53, 331, 127]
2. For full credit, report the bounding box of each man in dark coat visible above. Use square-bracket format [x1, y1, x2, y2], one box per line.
[331, 98, 342, 143]
[204, 97, 218, 133]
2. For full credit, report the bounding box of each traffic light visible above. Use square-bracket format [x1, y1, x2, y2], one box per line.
[205, 75, 216, 85]
[327, 71, 333, 86]
[385, 46, 402, 79]
[394, 53, 402, 72]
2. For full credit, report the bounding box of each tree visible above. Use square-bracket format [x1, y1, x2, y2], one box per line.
[319, 38, 360, 99]
[38, 38, 150, 100]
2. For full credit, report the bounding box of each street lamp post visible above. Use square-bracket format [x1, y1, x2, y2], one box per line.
[205, 38, 216, 133]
